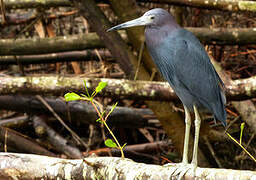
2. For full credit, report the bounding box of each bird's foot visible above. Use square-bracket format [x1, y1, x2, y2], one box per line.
[165, 162, 197, 180]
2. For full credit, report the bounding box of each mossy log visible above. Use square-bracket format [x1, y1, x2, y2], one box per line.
[0, 75, 256, 101]
[0, 28, 256, 56]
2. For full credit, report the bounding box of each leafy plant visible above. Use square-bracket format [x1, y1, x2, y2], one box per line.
[64, 81, 126, 158]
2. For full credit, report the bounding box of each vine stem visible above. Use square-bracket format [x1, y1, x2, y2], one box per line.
[89, 99, 125, 158]
[226, 132, 256, 163]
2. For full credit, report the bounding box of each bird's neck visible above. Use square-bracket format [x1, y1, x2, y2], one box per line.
[145, 24, 179, 47]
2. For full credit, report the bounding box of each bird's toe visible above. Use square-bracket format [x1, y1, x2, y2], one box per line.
[166, 163, 197, 180]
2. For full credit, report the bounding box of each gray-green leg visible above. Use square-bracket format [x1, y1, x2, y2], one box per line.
[191, 105, 201, 172]
[169, 105, 200, 179]
[182, 105, 191, 164]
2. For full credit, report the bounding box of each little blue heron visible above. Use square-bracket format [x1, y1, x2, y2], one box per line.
[108, 8, 226, 178]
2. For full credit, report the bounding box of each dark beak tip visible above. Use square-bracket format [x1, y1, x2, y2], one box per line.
[106, 27, 114, 32]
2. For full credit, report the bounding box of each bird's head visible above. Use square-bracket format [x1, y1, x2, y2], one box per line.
[107, 8, 177, 32]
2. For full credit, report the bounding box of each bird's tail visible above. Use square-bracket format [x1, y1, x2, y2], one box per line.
[213, 90, 227, 127]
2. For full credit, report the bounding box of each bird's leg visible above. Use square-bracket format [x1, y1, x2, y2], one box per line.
[168, 106, 192, 179]
[191, 105, 201, 174]
[182, 105, 191, 164]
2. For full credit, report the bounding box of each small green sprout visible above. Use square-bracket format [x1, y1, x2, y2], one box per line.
[105, 139, 117, 148]
[64, 92, 81, 101]
[240, 122, 245, 145]
[64, 80, 126, 158]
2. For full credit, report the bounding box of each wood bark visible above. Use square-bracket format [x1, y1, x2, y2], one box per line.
[0, 115, 29, 129]
[73, 0, 135, 77]
[0, 96, 154, 128]
[187, 27, 256, 45]
[1, 75, 256, 101]
[32, 115, 83, 159]
[3, 0, 71, 9]
[0, 10, 78, 26]
[0, 33, 105, 55]
[142, 0, 256, 12]
[3, 0, 256, 13]
[88, 141, 170, 156]
[1, 28, 256, 55]
[0, 50, 111, 65]
[0, 152, 255, 180]
[0, 127, 55, 156]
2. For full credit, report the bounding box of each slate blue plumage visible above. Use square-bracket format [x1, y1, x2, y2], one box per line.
[145, 16, 226, 126]
[108, 8, 226, 177]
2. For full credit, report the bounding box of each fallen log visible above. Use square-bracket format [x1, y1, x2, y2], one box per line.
[0, 127, 55, 156]
[4, 0, 256, 13]
[3, 0, 71, 9]
[0, 152, 255, 179]
[32, 115, 83, 159]
[142, 0, 256, 12]
[0, 28, 256, 56]
[0, 75, 256, 101]
[0, 50, 111, 65]
[0, 96, 155, 128]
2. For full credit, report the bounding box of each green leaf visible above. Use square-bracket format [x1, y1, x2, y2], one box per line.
[240, 122, 245, 144]
[96, 81, 107, 93]
[96, 118, 102, 123]
[109, 102, 118, 115]
[104, 139, 117, 148]
[64, 92, 81, 101]
[84, 80, 90, 97]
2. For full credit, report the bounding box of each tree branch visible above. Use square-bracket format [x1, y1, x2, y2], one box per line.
[0, 75, 256, 101]
[0, 96, 154, 128]
[0, 50, 111, 65]
[3, 0, 256, 13]
[0, 28, 255, 55]
[3, 0, 71, 9]
[0, 127, 55, 156]
[0, 152, 255, 179]
[142, 0, 256, 12]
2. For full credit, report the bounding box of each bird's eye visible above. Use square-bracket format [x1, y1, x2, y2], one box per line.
[150, 16, 155, 20]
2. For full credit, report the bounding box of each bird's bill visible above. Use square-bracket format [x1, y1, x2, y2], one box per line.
[107, 16, 148, 32]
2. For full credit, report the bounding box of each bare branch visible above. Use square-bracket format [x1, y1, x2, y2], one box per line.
[3, 0, 71, 9]
[0, 28, 256, 55]
[3, 0, 256, 13]
[0, 75, 255, 101]
[0, 96, 154, 128]
[0, 152, 255, 179]
[0, 50, 111, 65]
[141, 0, 256, 12]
